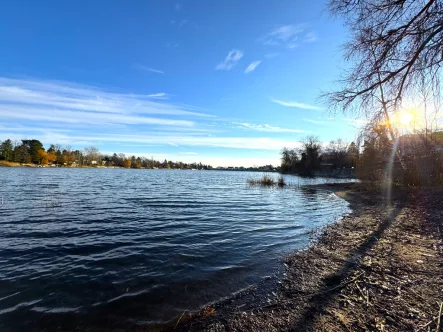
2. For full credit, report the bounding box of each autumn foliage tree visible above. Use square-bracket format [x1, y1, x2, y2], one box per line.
[47, 151, 56, 164]
[37, 149, 48, 165]
[122, 158, 132, 168]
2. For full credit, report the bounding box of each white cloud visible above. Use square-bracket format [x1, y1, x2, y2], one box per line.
[271, 98, 323, 111]
[261, 24, 317, 48]
[0, 104, 194, 127]
[175, 3, 181, 11]
[233, 122, 306, 133]
[147, 92, 170, 99]
[0, 129, 300, 152]
[0, 78, 212, 118]
[215, 49, 244, 71]
[244, 61, 262, 74]
[0, 77, 223, 135]
[135, 65, 164, 74]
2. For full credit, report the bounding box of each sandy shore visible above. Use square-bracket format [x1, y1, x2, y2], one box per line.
[172, 182, 442, 331]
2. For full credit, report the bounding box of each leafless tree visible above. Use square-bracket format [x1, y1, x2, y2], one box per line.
[83, 146, 101, 164]
[53, 144, 62, 152]
[325, 0, 443, 132]
[327, 138, 349, 168]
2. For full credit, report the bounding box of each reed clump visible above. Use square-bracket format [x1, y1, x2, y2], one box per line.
[248, 175, 286, 187]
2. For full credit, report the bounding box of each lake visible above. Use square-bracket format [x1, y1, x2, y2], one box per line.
[0, 168, 354, 330]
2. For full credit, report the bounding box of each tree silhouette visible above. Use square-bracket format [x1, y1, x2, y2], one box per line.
[325, 0, 442, 120]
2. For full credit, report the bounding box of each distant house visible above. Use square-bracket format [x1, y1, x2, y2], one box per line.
[91, 160, 98, 165]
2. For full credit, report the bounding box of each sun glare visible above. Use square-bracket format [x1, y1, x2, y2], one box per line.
[398, 111, 415, 126]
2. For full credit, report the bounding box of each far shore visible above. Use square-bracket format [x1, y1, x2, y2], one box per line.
[0, 161, 357, 179]
[0, 160, 198, 170]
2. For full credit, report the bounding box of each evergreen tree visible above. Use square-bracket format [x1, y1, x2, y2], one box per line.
[14, 144, 31, 163]
[21, 140, 44, 164]
[0, 139, 14, 161]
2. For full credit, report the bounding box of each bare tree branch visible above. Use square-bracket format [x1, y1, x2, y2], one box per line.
[323, 0, 443, 124]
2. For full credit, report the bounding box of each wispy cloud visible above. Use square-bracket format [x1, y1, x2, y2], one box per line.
[215, 49, 244, 71]
[344, 118, 368, 127]
[303, 119, 325, 125]
[0, 104, 194, 127]
[264, 52, 280, 59]
[261, 24, 317, 48]
[66, 134, 301, 151]
[171, 19, 188, 27]
[165, 42, 180, 48]
[244, 61, 262, 74]
[0, 128, 302, 152]
[147, 92, 170, 99]
[271, 98, 323, 111]
[179, 151, 198, 155]
[175, 3, 181, 11]
[233, 122, 306, 133]
[0, 77, 214, 131]
[304, 32, 318, 43]
[135, 65, 164, 74]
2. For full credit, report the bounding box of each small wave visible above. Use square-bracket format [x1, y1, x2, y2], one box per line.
[0, 291, 20, 303]
[106, 289, 150, 304]
[31, 306, 82, 313]
[0, 299, 42, 315]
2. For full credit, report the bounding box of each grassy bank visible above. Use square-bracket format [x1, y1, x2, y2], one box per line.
[0, 160, 34, 167]
[172, 182, 442, 331]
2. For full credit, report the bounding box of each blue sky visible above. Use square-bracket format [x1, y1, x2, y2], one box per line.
[0, 0, 365, 166]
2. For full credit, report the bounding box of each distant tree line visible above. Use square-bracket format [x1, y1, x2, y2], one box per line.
[0, 139, 212, 170]
[280, 135, 358, 176]
[283, 129, 443, 185]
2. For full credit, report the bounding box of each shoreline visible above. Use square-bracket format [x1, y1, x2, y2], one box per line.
[172, 182, 442, 331]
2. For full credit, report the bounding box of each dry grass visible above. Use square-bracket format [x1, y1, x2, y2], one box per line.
[0, 160, 32, 167]
[277, 176, 286, 187]
[247, 175, 286, 187]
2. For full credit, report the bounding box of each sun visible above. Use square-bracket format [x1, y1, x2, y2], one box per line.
[398, 111, 414, 126]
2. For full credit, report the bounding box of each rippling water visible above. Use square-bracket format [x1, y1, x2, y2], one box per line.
[0, 168, 354, 330]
